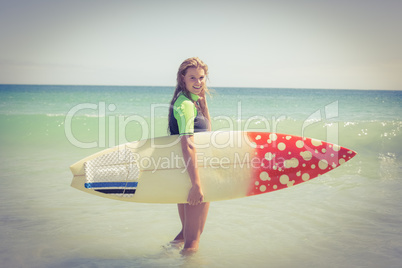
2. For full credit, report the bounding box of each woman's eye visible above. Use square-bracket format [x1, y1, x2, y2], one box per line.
[190, 76, 204, 80]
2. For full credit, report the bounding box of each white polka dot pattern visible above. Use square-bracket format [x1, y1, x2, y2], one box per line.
[247, 132, 356, 196]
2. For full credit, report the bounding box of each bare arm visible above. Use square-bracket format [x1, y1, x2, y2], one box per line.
[180, 135, 204, 205]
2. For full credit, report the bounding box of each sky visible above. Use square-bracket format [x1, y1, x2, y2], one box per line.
[0, 0, 401, 90]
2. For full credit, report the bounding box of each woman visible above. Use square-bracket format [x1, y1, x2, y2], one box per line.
[168, 57, 211, 252]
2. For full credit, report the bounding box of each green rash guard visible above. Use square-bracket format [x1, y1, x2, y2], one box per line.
[173, 93, 199, 136]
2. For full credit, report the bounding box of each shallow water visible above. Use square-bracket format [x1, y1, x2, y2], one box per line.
[0, 85, 401, 267]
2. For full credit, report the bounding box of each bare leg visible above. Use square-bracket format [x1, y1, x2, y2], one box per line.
[182, 202, 210, 252]
[173, 204, 185, 242]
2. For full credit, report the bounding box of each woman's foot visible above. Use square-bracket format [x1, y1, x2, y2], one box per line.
[173, 230, 183, 240]
[171, 230, 184, 244]
[181, 247, 198, 255]
[170, 238, 184, 249]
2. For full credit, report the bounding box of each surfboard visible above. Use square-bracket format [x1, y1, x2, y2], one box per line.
[70, 131, 356, 203]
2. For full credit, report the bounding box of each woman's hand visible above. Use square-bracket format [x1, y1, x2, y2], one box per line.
[197, 89, 208, 109]
[197, 89, 211, 131]
[187, 184, 204, 206]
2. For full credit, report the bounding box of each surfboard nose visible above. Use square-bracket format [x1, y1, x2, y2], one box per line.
[70, 161, 82, 175]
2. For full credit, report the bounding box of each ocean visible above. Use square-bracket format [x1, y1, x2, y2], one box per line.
[0, 84, 401, 267]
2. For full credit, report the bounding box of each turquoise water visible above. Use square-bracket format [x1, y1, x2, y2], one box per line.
[0, 84, 401, 267]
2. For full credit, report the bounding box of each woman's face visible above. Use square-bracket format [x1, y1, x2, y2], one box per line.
[183, 67, 206, 95]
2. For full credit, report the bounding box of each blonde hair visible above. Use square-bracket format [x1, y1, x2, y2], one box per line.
[168, 57, 211, 134]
